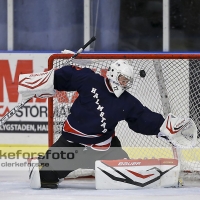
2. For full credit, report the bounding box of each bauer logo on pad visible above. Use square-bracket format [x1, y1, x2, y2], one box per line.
[95, 158, 180, 190]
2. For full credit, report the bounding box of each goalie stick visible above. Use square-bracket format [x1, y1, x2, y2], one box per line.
[0, 36, 96, 127]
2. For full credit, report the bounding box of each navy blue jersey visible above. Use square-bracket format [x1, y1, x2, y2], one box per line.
[54, 65, 164, 145]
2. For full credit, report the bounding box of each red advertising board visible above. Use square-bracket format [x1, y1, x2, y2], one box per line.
[0, 53, 52, 134]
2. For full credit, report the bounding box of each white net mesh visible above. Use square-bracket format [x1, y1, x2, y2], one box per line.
[48, 54, 200, 180]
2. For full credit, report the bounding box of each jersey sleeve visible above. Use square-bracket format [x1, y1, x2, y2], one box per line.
[54, 65, 94, 91]
[125, 96, 165, 136]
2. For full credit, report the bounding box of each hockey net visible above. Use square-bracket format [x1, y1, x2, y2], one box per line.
[48, 53, 200, 181]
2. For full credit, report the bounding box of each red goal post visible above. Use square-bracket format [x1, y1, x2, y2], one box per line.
[48, 53, 200, 179]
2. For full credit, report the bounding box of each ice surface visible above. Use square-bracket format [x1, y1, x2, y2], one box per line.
[0, 159, 200, 200]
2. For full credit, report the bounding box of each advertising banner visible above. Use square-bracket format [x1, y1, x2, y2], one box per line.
[0, 53, 52, 134]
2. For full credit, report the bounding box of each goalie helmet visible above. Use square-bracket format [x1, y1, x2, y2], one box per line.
[106, 60, 134, 97]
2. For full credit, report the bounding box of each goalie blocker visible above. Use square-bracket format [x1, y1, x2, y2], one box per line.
[18, 69, 55, 99]
[95, 158, 180, 189]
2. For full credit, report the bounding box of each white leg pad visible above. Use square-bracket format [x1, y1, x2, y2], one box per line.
[95, 158, 180, 190]
[29, 158, 41, 189]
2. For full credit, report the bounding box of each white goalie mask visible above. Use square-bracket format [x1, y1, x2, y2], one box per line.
[106, 60, 134, 97]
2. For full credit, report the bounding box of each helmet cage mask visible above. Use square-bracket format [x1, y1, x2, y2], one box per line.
[106, 60, 134, 97]
[117, 73, 133, 89]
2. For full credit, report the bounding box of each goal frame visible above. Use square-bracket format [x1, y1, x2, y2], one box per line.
[48, 53, 200, 147]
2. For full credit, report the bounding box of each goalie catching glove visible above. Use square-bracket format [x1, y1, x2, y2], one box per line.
[18, 69, 55, 99]
[158, 113, 197, 148]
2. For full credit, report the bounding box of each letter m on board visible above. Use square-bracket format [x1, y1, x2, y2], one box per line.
[0, 60, 33, 102]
